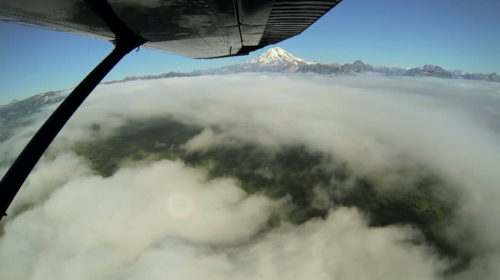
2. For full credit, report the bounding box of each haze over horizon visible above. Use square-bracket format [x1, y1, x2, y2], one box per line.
[2, 46, 499, 106]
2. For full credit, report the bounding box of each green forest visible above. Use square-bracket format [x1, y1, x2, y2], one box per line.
[74, 117, 471, 273]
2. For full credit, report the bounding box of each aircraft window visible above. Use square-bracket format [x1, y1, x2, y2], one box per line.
[1, 1, 500, 279]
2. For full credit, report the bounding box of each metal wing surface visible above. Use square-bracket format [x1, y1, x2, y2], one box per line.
[0, 0, 342, 58]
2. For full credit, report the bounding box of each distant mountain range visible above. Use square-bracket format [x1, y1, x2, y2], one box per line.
[210, 47, 500, 81]
[0, 90, 65, 122]
[104, 47, 500, 84]
[0, 90, 66, 141]
[2, 47, 499, 119]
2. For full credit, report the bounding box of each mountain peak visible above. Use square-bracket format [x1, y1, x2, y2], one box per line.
[353, 60, 365, 66]
[248, 47, 314, 65]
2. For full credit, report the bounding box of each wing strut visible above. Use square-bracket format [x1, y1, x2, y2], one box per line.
[0, 0, 146, 220]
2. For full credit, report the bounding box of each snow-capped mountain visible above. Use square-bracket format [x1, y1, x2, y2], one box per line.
[222, 48, 499, 82]
[0, 90, 65, 120]
[248, 47, 315, 66]
[0, 90, 67, 141]
[158, 47, 496, 82]
[234, 47, 316, 72]
[405, 65, 453, 78]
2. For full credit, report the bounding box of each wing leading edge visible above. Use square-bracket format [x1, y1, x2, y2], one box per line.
[0, 0, 342, 58]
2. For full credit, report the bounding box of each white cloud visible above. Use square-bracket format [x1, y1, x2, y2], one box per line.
[8, 152, 93, 216]
[0, 160, 275, 280]
[183, 128, 220, 152]
[0, 158, 446, 280]
[122, 208, 445, 280]
[1, 73, 500, 279]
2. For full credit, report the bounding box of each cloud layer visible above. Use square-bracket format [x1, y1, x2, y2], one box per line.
[1, 73, 500, 279]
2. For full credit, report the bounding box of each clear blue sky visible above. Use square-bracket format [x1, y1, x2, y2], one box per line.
[1, 0, 499, 104]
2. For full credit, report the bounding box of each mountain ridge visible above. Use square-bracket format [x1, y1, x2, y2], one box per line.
[4, 48, 499, 109]
[198, 48, 500, 81]
[247, 47, 316, 66]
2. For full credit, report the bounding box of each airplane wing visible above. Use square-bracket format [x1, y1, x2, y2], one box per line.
[0, 0, 342, 58]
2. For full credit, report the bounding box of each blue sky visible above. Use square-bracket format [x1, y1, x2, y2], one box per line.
[1, 0, 499, 104]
